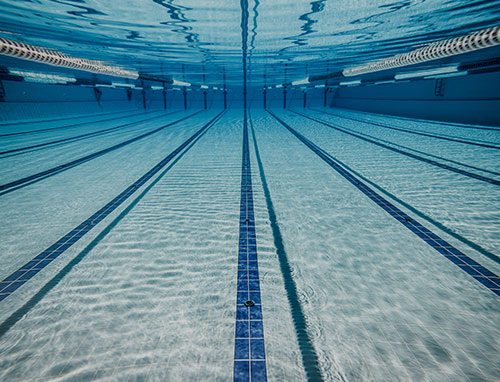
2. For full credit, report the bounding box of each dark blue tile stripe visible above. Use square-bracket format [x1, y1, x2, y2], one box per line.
[291, 110, 500, 187]
[233, 119, 267, 381]
[312, 109, 500, 150]
[269, 110, 500, 298]
[0, 111, 203, 194]
[0, 111, 225, 303]
[0, 111, 178, 156]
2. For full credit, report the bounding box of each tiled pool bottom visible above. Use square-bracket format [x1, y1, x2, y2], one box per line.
[0, 108, 499, 381]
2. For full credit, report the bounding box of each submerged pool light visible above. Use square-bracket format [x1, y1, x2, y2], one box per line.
[339, 79, 361, 86]
[172, 79, 191, 87]
[394, 65, 459, 80]
[9, 69, 76, 84]
[291, 77, 310, 86]
[0, 37, 139, 79]
[111, 82, 136, 88]
[343, 25, 500, 77]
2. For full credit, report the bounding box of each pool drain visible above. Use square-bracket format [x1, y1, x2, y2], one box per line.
[244, 300, 255, 307]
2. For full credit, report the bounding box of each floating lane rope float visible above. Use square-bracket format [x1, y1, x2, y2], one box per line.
[0, 37, 139, 79]
[343, 25, 500, 77]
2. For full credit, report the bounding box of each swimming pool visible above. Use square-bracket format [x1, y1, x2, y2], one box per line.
[0, 1, 499, 381]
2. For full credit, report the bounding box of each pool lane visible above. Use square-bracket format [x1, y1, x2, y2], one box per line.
[0, 111, 177, 156]
[0, 110, 190, 185]
[308, 112, 500, 180]
[0, 109, 153, 137]
[0, 111, 224, 302]
[251, 109, 500, 381]
[0, 111, 202, 194]
[312, 108, 500, 149]
[249, 115, 324, 382]
[306, 108, 500, 177]
[292, 110, 500, 186]
[269, 110, 500, 297]
[316, 107, 500, 132]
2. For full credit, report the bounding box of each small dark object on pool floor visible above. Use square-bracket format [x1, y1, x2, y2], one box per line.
[244, 300, 255, 307]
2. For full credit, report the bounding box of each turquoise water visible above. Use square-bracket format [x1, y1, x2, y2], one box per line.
[0, 1, 500, 381]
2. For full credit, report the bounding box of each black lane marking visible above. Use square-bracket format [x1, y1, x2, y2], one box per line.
[249, 115, 325, 381]
[0, 111, 225, 303]
[268, 110, 500, 297]
[0, 109, 160, 137]
[0, 111, 180, 156]
[0, 111, 203, 195]
[291, 110, 500, 187]
[310, 108, 500, 150]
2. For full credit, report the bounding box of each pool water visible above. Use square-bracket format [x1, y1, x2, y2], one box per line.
[0, 0, 500, 381]
[0, 108, 499, 381]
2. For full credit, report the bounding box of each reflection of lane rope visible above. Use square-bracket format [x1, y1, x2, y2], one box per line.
[0, 37, 138, 79]
[343, 25, 500, 77]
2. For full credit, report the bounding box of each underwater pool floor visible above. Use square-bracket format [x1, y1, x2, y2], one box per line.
[0, 108, 499, 381]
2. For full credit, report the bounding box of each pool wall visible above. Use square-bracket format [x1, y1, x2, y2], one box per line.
[331, 70, 500, 126]
[0, 79, 330, 121]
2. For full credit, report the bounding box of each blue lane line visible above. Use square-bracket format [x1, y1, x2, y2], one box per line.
[0, 111, 225, 303]
[291, 110, 500, 187]
[0, 111, 202, 195]
[268, 110, 500, 298]
[312, 109, 500, 149]
[0, 111, 176, 156]
[233, 119, 267, 381]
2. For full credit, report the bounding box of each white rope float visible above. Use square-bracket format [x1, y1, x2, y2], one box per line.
[0, 37, 139, 79]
